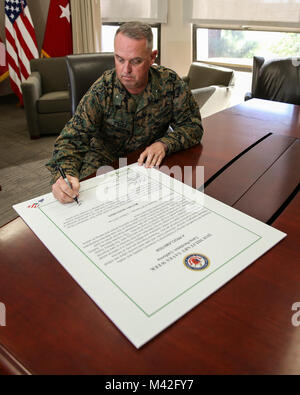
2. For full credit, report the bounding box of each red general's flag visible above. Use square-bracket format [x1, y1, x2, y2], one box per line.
[42, 0, 73, 58]
[0, 36, 9, 83]
[5, 0, 39, 105]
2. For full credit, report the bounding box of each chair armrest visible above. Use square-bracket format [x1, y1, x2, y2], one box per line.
[191, 86, 217, 109]
[192, 85, 234, 118]
[21, 71, 42, 139]
[21, 71, 42, 102]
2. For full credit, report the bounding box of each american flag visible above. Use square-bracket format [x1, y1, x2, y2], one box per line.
[4, 0, 39, 105]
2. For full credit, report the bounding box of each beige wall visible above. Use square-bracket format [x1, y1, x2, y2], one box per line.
[161, 0, 192, 77]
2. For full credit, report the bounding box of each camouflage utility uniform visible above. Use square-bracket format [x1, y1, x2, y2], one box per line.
[46, 65, 203, 183]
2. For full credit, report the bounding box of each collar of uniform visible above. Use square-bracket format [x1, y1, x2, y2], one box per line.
[113, 72, 127, 106]
[113, 66, 162, 108]
[144, 66, 162, 101]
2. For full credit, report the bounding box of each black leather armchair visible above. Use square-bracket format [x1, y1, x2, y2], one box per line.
[66, 53, 115, 115]
[245, 56, 300, 104]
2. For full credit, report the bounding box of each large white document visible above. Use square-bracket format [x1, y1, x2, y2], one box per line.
[13, 164, 286, 348]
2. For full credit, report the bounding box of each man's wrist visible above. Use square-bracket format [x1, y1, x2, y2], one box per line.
[161, 142, 168, 152]
[156, 140, 168, 153]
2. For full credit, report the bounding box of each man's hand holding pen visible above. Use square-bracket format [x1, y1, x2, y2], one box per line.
[52, 172, 80, 204]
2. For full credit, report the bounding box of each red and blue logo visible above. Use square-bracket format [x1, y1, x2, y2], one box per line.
[27, 198, 44, 209]
[184, 254, 210, 271]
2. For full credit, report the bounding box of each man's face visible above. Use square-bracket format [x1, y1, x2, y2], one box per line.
[114, 32, 157, 94]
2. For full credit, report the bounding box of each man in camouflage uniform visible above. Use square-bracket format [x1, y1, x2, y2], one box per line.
[46, 21, 203, 203]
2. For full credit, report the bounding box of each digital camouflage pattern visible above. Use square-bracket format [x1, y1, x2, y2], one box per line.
[46, 65, 203, 183]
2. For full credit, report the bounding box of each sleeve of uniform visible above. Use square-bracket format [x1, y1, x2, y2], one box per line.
[45, 88, 103, 184]
[157, 77, 203, 155]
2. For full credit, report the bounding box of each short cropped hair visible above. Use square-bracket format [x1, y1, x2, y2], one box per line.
[115, 21, 153, 50]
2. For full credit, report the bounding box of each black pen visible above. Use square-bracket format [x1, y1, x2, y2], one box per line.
[57, 166, 79, 204]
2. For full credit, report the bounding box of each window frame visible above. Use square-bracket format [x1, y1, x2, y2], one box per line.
[101, 22, 161, 65]
[192, 24, 300, 71]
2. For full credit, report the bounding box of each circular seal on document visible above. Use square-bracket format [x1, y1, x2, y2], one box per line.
[184, 254, 209, 271]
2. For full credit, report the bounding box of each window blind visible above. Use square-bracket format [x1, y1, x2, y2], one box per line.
[183, 0, 300, 30]
[101, 0, 168, 23]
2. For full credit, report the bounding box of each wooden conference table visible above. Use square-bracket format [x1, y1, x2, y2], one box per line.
[0, 98, 299, 375]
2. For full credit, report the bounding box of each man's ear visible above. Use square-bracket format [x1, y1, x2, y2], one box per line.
[151, 50, 158, 64]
